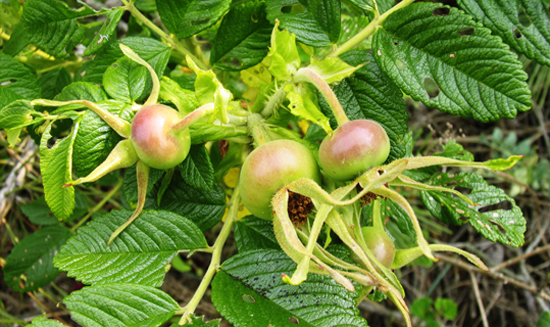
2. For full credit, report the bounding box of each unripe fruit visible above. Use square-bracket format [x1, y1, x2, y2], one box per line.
[361, 226, 395, 269]
[239, 140, 321, 220]
[319, 119, 390, 181]
[131, 104, 191, 170]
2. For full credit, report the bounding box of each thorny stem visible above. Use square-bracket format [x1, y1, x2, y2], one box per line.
[70, 181, 123, 233]
[178, 185, 241, 325]
[121, 0, 208, 70]
[331, 0, 416, 57]
[247, 113, 272, 147]
[260, 84, 288, 117]
[293, 68, 349, 127]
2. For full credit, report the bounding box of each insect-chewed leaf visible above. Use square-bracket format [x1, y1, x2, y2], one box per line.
[422, 172, 526, 246]
[64, 283, 178, 327]
[53, 209, 208, 287]
[28, 317, 66, 327]
[3, 226, 71, 292]
[0, 53, 42, 108]
[458, 0, 550, 67]
[211, 249, 368, 327]
[373, 2, 531, 122]
[84, 8, 124, 57]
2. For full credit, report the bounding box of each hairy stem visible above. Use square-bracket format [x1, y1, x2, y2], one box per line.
[171, 103, 216, 134]
[293, 68, 349, 127]
[247, 113, 273, 147]
[331, 0, 416, 57]
[260, 85, 287, 117]
[178, 186, 241, 324]
[121, 0, 208, 70]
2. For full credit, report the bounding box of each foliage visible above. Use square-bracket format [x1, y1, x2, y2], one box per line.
[0, 0, 546, 326]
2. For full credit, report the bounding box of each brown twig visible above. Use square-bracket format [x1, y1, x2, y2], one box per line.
[491, 243, 550, 272]
[437, 254, 550, 302]
[470, 272, 489, 327]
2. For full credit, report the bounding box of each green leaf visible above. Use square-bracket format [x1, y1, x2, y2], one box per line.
[103, 56, 149, 103]
[0, 52, 41, 108]
[422, 172, 526, 246]
[210, 1, 272, 70]
[64, 283, 179, 327]
[28, 317, 66, 327]
[538, 312, 550, 327]
[234, 216, 280, 252]
[410, 297, 435, 320]
[265, 0, 335, 47]
[159, 76, 199, 114]
[77, 41, 122, 84]
[212, 249, 368, 327]
[0, 100, 37, 130]
[151, 173, 226, 231]
[3, 226, 71, 292]
[434, 297, 457, 320]
[458, 0, 550, 67]
[306, 0, 341, 43]
[40, 118, 81, 221]
[54, 209, 207, 286]
[156, 0, 231, 39]
[380, 198, 416, 241]
[286, 85, 331, 134]
[84, 8, 124, 56]
[21, 192, 88, 226]
[37, 68, 72, 100]
[54, 81, 108, 103]
[179, 144, 215, 191]
[267, 21, 301, 81]
[373, 3, 531, 122]
[178, 316, 221, 326]
[14, 0, 95, 58]
[73, 100, 131, 178]
[338, 16, 370, 47]
[308, 57, 361, 84]
[123, 164, 165, 204]
[319, 50, 409, 162]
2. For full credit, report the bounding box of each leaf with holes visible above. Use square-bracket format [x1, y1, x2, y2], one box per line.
[234, 216, 280, 252]
[211, 249, 368, 327]
[421, 172, 526, 246]
[266, 0, 340, 47]
[3, 226, 71, 292]
[53, 209, 207, 286]
[458, 0, 550, 67]
[210, 1, 272, 71]
[156, 0, 231, 39]
[0, 52, 41, 108]
[7, 0, 95, 58]
[64, 283, 179, 327]
[319, 50, 408, 162]
[40, 117, 81, 221]
[373, 2, 531, 122]
[179, 144, 215, 191]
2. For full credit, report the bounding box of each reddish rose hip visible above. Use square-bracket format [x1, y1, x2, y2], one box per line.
[239, 139, 321, 220]
[319, 119, 390, 181]
[131, 104, 191, 170]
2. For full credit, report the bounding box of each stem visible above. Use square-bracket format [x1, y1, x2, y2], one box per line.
[293, 68, 349, 126]
[121, 1, 208, 70]
[371, 199, 384, 230]
[70, 181, 122, 232]
[171, 103, 215, 134]
[260, 85, 287, 117]
[331, 0, 416, 57]
[119, 44, 160, 106]
[178, 186, 241, 325]
[247, 113, 272, 147]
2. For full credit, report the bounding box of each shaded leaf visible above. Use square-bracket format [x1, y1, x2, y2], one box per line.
[3, 226, 71, 292]
[0, 52, 41, 108]
[84, 8, 124, 56]
[37, 67, 72, 100]
[180, 144, 215, 191]
[234, 215, 280, 252]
